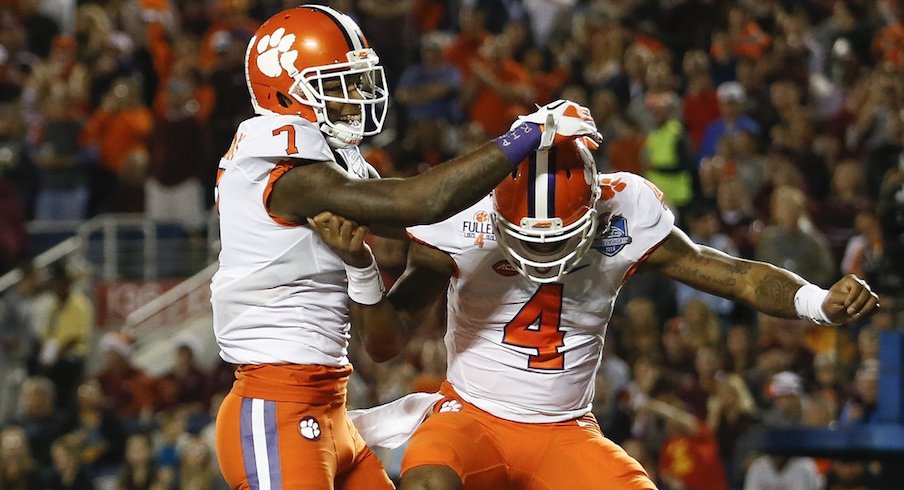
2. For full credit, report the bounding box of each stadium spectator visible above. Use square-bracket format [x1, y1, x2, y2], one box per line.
[37, 263, 92, 408]
[153, 409, 186, 475]
[358, 0, 419, 87]
[15, 375, 75, 468]
[0, 260, 37, 424]
[154, 341, 209, 413]
[116, 432, 168, 490]
[606, 43, 653, 108]
[841, 210, 885, 277]
[839, 360, 880, 425]
[707, 373, 757, 484]
[69, 378, 126, 478]
[627, 60, 680, 133]
[651, 393, 728, 490]
[95, 333, 155, 424]
[47, 433, 94, 490]
[462, 34, 533, 135]
[811, 350, 843, 420]
[28, 77, 91, 221]
[145, 72, 208, 233]
[762, 371, 805, 427]
[18, 0, 60, 59]
[725, 323, 756, 376]
[178, 435, 216, 490]
[395, 33, 462, 170]
[21, 34, 88, 130]
[443, 4, 489, 80]
[0, 158, 28, 273]
[581, 29, 623, 93]
[755, 185, 835, 286]
[698, 81, 761, 163]
[80, 75, 153, 214]
[0, 425, 43, 489]
[743, 456, 822, 490]
[0, 38, 27, 102]
[824, 459, 880, 490]
[641, 91, 694, 208]
[681, 49, 720, 151]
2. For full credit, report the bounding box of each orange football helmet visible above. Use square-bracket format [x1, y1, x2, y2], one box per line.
[245, 5, 388, 147]
[492, 138, 601, 283]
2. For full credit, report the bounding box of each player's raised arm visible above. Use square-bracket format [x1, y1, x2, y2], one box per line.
[309, 212, 455, 362]
[642, 227, 879, 325]
[269, 100, 600, 228]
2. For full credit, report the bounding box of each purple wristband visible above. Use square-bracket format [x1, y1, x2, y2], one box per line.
[494, 122, 542, 165]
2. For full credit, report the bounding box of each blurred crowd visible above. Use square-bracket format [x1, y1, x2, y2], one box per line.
[1, 0, 904, 489]
[1, 261, 236, 489]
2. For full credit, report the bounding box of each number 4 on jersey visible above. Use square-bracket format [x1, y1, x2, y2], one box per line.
[502, 284, 565, 370]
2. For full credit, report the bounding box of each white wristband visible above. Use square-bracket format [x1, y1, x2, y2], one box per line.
[793, 284, 836, 326]
[345, 248, 385, 305]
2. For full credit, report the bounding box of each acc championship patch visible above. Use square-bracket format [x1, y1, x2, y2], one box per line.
[492, 260, 519, 276]
[593, 216, 632, 256]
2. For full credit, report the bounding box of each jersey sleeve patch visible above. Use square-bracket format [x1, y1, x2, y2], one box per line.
[407, 199, 494, 258]
[594, 172, 675, 263]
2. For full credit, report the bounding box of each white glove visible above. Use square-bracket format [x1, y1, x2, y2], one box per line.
[512, 99, 602, 150]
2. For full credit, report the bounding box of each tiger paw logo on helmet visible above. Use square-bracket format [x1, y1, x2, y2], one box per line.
[255, 27, 299, 78]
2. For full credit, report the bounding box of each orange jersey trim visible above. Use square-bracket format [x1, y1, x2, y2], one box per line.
[406, 232, 461, 278]
[263, 161, 302, 227]
[622, 235, 669, 284]
[232, 363, 353, 404]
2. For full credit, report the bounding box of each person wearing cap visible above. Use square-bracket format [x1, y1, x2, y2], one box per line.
[698, 81, 760, 165]
[762, 371, 804, 427]
[96, 332, 155, 422]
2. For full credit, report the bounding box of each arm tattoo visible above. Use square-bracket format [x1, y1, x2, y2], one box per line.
[665, 254, 739, 295]
[754, 271, 796, 308]
[659, 234, 801, 316]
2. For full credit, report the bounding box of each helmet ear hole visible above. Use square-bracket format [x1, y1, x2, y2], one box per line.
[276, 92, 294, 108]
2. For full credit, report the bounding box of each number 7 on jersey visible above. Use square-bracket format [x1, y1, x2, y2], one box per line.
[502, 284, 566, 370]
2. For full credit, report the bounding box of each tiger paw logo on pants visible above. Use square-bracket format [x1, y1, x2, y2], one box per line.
[298, 416, 321, 440]
[437, 399, 462, 413]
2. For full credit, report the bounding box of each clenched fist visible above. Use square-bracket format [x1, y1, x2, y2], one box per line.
[823, 274, 880, 324]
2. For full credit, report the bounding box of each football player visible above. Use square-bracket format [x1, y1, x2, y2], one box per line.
[210, 5, 601, 490]
[313, 139, 879, 489]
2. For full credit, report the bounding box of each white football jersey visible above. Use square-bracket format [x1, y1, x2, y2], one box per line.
[211, 115, 376, 366]
[408, 172, 674, 423]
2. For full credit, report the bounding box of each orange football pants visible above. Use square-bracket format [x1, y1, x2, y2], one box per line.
[401, 382, 655, 490]
[215, 364, 394, 490]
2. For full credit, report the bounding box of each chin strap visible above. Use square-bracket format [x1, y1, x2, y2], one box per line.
[321, 121, 363, 148]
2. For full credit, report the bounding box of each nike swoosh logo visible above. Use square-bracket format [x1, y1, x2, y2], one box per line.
[546, 100, 566, 110]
